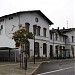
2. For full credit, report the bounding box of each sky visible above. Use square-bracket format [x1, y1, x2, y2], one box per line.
[0, 0, 74, 29]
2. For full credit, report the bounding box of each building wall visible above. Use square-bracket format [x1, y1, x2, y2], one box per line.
[0, 12, 50, 57]
[49, 31, 66, 57]
[63, 31, 75, 57]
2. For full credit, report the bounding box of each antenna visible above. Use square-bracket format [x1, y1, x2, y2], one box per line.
[67, 20, 68, 29]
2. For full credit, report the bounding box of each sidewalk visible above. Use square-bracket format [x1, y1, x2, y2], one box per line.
[0, 58, 75, 75]
[0, 62, 41, 75]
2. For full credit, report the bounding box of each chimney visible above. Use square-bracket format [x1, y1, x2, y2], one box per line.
[63, 27, 65, 29]
[57, 27, 59, 30]
[52, 28, 54, 30]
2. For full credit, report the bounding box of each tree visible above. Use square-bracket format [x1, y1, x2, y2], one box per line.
[12, 26, 33, 69]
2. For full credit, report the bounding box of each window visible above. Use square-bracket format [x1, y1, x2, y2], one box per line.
[43, 28, 46, 37]
[0, 25, 3, 29]
[0, 25, 3, 35]
[9, 17, 13, 20]
[72, 36, 74, 42]
[25, 22, 30, 32]
[33, 25, 37, 35]
[43, 43, 47, 56]
[0, 30, 1, 35]
[50, 32, 52, 40]
[63, 36, 65, 42]
[35, 42, 39, 56]
[55, 33, 58, 40]
[25, 41, 30, 57]
[0, 19, 4, 22]
[55, 45, 58, 54]
[37, 26, 41, 36]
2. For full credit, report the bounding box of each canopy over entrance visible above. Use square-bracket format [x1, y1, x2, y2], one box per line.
[0, 47, 17, 62]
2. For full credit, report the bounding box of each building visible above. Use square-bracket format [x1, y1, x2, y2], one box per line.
[0, 10, 53, 60]
[0, 10, 74, 60]
[60, 28, 75, 58]
[50, 27, 75, 58]
[49, 28, 67, 58]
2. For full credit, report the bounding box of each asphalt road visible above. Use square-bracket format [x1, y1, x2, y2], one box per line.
[36, 59, 75, 75]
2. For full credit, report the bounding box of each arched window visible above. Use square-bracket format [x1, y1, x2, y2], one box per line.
[35, 42, 39, 57]
[43, 43, 47, 56]
[25, 41, 30, 57]
[25, 22, 30, 32]
[33, 25, 37, 35]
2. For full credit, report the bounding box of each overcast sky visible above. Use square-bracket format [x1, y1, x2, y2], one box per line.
[0, 0, 74, 29]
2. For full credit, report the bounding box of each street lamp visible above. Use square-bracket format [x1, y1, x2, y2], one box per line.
[33, 25, 37, 64]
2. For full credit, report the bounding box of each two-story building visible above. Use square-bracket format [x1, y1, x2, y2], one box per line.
[0, 10, 53, 60]
[49, 27, 67, 58]
[50, 27, 75, 58]
[60, 28, 75, 57]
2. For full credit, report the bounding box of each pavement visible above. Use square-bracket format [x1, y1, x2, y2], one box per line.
[0, 61, 41, 75]
[0, 58, 75, 75]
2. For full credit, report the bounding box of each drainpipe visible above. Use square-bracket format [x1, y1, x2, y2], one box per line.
[53, 32, 54, 57]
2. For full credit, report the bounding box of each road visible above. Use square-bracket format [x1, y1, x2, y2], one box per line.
[36, 59, 75, 75]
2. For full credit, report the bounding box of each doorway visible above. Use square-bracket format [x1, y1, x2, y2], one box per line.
[50, 45, 53, 57]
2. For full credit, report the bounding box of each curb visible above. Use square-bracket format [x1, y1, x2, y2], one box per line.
[30, 63, 42, 75]
[30, 58, 75, 75]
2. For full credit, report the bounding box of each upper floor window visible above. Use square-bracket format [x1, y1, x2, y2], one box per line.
[25, 22, 30, 32]
[0, 25, 3, 35]
[55, 33, 58, 40]
[63, 36, 65, 42]
[33, 25, 37, 35]
[0, 19, 4, 22]
[72, 36, 74, 42]
[50, 32, 52, 40]
[37, 26, 41, 36]
[43, 28, 46, 37]
[0, 25, 3, 30]
[9, 17, 13, 20]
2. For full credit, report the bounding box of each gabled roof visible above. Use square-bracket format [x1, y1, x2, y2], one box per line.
[0, 10, 53, 25]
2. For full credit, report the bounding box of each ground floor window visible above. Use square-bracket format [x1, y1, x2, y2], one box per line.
[43, 43, 47, 56]
[50, 45, 53, 57]
[35, 42, 39, 57]
[25, 41, 30, 57]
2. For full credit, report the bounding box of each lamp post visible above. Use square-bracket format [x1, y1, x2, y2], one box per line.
[33, 25, 37, 64]
[34, 33, 35, 64]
